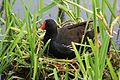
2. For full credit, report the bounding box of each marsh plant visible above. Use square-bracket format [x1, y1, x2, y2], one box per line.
[0, 0, 120, 80]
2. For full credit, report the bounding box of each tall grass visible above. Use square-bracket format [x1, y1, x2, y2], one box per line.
[0, 0, 120, 80]
[53, 0, 120, 80]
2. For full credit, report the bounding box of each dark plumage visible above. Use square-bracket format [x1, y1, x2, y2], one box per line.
[40, 19, 98, 59]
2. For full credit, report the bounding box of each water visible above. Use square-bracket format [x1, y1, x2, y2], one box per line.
[1, 0, 120, 22]
[11, 0, 58, 21]
[7, 0, 120, 48]
[0, 0, 120, 49]
[0, 0, 120, 47]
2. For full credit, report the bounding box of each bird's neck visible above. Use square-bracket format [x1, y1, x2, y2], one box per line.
[46, 31, 58, 38]
[44, 31, 58, 44]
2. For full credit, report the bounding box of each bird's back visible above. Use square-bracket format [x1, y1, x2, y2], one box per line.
[56, 20, 94, 46]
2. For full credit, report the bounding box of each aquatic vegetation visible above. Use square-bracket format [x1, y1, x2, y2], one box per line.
[0, 0, 120, 79]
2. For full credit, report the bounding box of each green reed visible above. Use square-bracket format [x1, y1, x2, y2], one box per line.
[0, 0, 119, 80]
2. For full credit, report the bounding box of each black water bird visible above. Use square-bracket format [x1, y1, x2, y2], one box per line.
[40, 19, 98, 59]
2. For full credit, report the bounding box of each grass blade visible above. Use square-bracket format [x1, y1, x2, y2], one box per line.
[72, 42, 86, 74]
[54, 68, 59, 80]
[107, 57, 118, 80]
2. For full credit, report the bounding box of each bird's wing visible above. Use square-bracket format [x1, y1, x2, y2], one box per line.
[50, 41, 76, 59]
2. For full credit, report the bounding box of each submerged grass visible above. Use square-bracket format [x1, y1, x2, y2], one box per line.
[0, 0, 120, 80]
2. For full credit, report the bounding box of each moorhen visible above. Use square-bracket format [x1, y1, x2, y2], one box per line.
[40, 19, 98, 59]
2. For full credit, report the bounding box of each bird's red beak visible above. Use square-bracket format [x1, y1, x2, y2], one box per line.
[40, 21, 46, 30]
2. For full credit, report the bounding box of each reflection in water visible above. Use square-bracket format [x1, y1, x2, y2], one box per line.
[57, 2, 65, 23]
